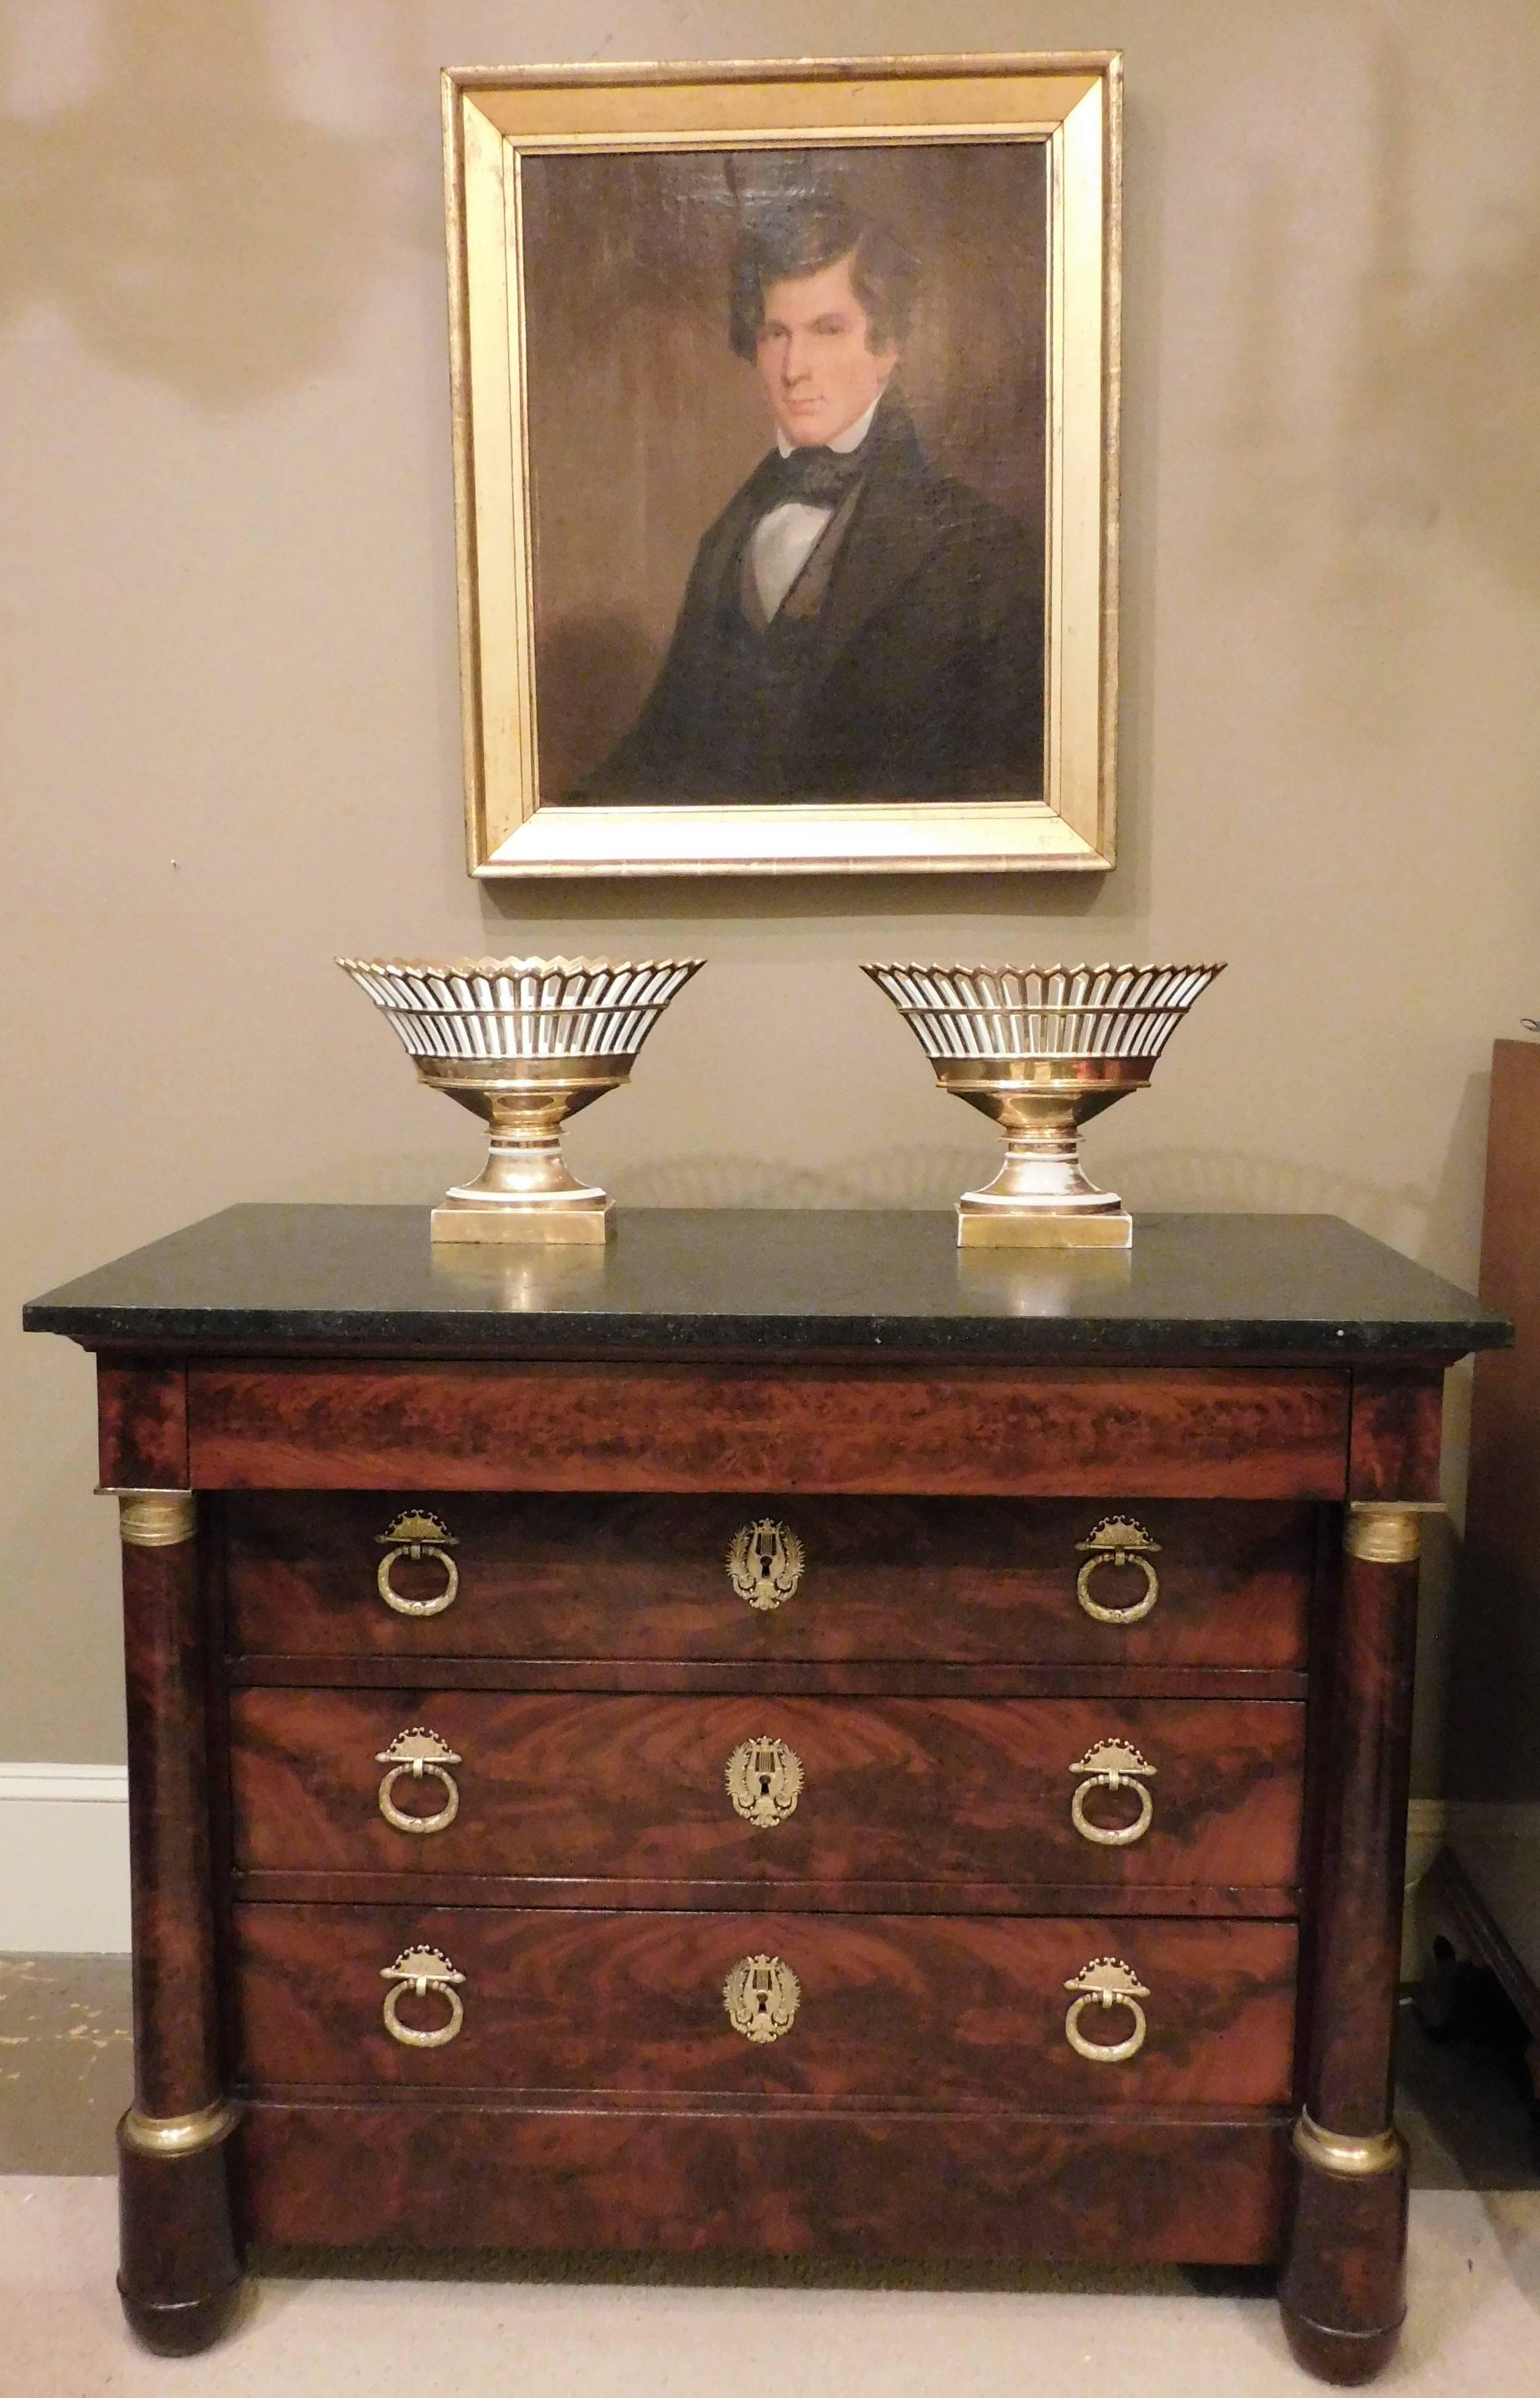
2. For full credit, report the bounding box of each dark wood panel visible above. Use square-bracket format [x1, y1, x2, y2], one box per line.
[1303, 1541, 1418, 2136]
[1453, 1039, 1540, 1811]
[229, 1691, 1305, 1894]
[234, 1870, 1298, 1917]
[121, 1527, 221, 2118]
[1347, 1369, 1444, 1501]
[1280, 2152, 1408, 2381]
[98, 1357, 188, 1489]
[117, 2130, 242, 2356]
[236, 2100, 1291, 2263]
[227, 1655, 1311, 1701]
[192, 1362, 1350, 1497]
[234, 1906, 1297, 2108]
[224, 1492, 1316, 1669]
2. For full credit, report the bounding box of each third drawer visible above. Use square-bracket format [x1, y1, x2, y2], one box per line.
[232, 1905, 1297, 2108]
[229, 1691, 1305, 1897]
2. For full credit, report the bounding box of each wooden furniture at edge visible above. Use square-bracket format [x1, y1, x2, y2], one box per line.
[1422, 1038, 1540, 2085]
[24, 1206, 1510, 2384]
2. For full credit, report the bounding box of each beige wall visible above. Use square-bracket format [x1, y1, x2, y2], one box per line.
[4, 1, 1538, 1790]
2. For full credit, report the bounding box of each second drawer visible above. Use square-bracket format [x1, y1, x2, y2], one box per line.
[229, 1691, 1305, 1894]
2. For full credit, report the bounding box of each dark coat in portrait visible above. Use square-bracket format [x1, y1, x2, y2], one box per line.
[572, 395, 1043, 802]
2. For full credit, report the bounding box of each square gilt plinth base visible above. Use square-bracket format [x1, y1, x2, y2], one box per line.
[430, 1201, 614, 1245]
[956, 1209, 1133, 1250]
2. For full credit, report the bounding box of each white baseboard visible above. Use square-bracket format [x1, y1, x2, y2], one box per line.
[0, 1767, 1530, 1966]
[0, 1764, 131, 1952]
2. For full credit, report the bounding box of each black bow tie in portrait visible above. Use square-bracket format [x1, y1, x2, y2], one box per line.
[770, 442, 869, 507]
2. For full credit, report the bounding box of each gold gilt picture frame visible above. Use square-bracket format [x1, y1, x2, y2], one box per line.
[443, 54, 1120, 878]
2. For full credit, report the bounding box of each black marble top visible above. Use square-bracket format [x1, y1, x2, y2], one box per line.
[23, 1206, 1509, 1363]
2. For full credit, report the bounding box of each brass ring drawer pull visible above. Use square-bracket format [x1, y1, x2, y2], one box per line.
[723, 1953, 801, 2042]
[1075, 1516, 1161, 1624]
[1064, 1957, 1150, 2063]
[381, 1947, 465, 2047]
[1068, 1739, 1156, 1847]
[726, 1518, 804, 1611]
[725, 1736, 803, 1828]
[376, 1509, 460, 1618]
[376, 1727, 462, 1835]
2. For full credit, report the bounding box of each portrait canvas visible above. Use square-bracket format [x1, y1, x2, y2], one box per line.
[445, 59, 1119, 876]
[526, 145, 1047, 809]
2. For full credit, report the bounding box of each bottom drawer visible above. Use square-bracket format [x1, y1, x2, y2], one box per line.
[237, 2101, 1291, 2265]
[234, 1906, 1296, 2110]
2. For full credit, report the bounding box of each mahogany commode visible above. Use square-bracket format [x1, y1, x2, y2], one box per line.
[24, 1205, 1508, 2381]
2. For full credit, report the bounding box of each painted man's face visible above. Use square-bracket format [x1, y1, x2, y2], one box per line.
[753, 251, 898, 448]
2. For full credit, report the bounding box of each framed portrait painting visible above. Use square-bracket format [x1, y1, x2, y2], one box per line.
[443, 54, 1120, 877]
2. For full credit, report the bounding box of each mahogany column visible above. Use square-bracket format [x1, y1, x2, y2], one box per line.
[110, 1481, 243, 2353]
[1279, 1500, 1425, 2385]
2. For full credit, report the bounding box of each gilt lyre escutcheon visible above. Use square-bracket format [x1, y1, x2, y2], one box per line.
[723, 1953, 801, 2042]
[725, 1736, 804, 1828]
[726, 1519, 805, 1612]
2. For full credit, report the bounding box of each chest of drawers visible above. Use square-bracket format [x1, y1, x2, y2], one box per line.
[25, 1206, 1508, 2383]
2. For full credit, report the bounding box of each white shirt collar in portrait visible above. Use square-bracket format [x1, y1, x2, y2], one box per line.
[753, 393, 884, 622]
[773, 393, 884, 461]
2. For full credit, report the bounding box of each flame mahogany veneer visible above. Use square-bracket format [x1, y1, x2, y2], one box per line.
[229, 1689, 1305, 1898]
[224, 1491, 1316, 1667]
[238, 2103, 1293, 2266]
[234, 1906, 1298, 2107]
[190, 1361, 1350, 1497]
[23, 1206, 1511, 2377]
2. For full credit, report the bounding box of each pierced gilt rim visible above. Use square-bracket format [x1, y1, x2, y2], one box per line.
[861, 961, 1225, 1065]
[862, 961, 1227, 984]
[337, 954, 704, 979]
[338, 954, 705, 1062]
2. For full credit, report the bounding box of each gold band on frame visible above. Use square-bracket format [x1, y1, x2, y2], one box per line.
[120, 2099, 238, 2158]
[102, 1489, 196, 1548]
[1344, 1503, 1439, 1567]
[1292, 2111, 1403, 2179]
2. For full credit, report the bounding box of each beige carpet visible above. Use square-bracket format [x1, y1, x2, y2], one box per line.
[7, 2177, 1539, 2396]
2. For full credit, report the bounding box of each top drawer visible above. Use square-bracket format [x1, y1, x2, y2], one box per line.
[224, 1494, 1314, 1668]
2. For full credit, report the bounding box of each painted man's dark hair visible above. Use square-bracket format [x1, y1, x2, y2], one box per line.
[728, 196, 919, 361]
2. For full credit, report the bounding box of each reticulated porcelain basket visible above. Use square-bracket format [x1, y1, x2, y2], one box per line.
[339, 955, 704, 1243]
[861, 962, 1225, 1247]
